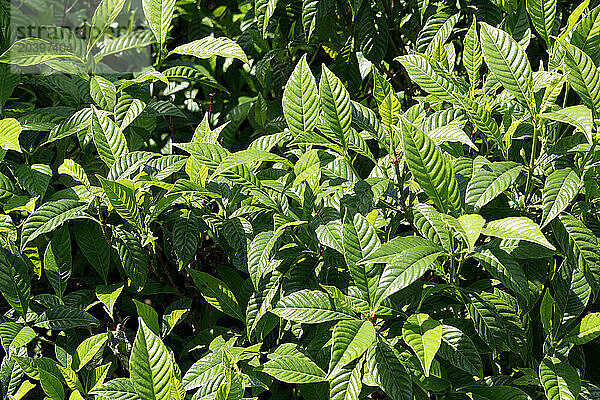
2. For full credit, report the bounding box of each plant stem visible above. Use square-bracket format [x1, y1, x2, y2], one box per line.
[524, 118, 540, 204]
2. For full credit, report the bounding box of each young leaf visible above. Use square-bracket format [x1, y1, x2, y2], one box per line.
[282, 54, 320, 138]
[130, 319, 174, 400]
[142, 0, 175, 49]
[564, 313, 600, 344]
[464, 18, 482, 88]
[0, 118, 22, 152]
[320, 65, 352, 149]
[402, 313, 442, 377]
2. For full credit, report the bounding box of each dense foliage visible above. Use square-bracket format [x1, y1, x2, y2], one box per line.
[1, 0, 600, 399]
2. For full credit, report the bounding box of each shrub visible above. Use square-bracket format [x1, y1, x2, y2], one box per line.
[0, 0, 600, 399]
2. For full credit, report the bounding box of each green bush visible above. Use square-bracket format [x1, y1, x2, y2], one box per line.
[1, 0, 600, 399]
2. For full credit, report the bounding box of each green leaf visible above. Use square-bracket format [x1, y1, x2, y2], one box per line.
[172, 210, 201, 269]
[564, 313, 600, 344]
[526, 0, 556, 46]
[479, 22, 534, 111]
[35, 306, 99, 330]
[133, 299, 161, 336]
[58, 159, 90, 187]
[367, 338, 412, 400]
[330, 320, 375, 373]
[401, 119, 462, 216]
[553, 262, 590, 337]
[541, 105, 594, 144]
[329, 361, 362, 400]
[272, 290, 355, 323]
[130, 319, 174, 400]
[0, 249, 30, 318]
[542, 169, 580, 227]
[539, 356, 581, 400]
[320, 65, 352, 149]
[15, 163, 51, 198]
[558, 38, 600, 115]
[466, 291, 525, 356]
[464, 18, 482, 88]
[98, 176, 142, 229]
[0, 118, 22, 152]
[342, 212, 381, 309]
[92, 106, 128, 167]
[483, 217, 555, 250]
[74, 333, 108, 371]
[402, 313, 442, 377]
[247, 230, 283, 290]
[188, 269, 243, 322]
[466, 160, 522, 211]
[374, 242, 444, 306]
[261, 353, 326, 384]
[89, 0, 126, 50]
[473, 247, 529, 302]
[113, 227, 148, 291]
[0, 38, 83, 66]
[282, 54, 320, 138]
[44, 225, 72, 297]
[0, 322, 36, 353]
[396, 54, 463, 103]
[170, 37, 248, 64]
[552, 213, 600, 292]
[142, 0, 175, 49]
[438, 324, 482, 378]
[74, 220, 111, 282]
[210, 149, 290, 179]
[90, 378, 141, 400]
[96, 283, 124, 318]
[90, 76, 117, 111]
[20, 199, 87, 249]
